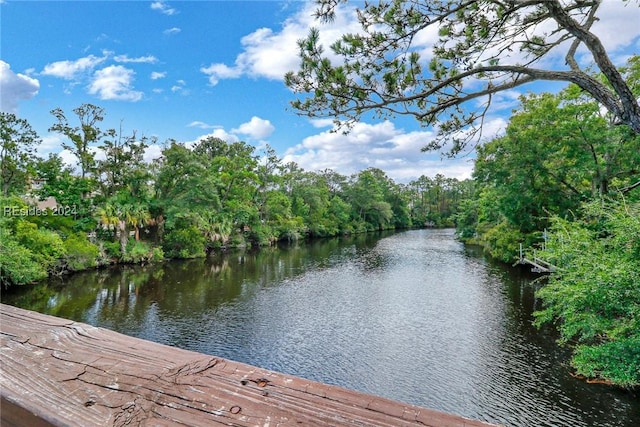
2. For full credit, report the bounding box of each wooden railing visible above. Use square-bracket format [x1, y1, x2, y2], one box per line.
[0, 304, 495, 427]
[517, 243, 557, 273]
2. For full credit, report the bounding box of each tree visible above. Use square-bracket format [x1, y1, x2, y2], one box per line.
[155, 141, 224, 254]
[49, 104, 111, 179]
[534, 200, 640, 387]
[0, 112, 40, 196]
[0, 197, 49, 285]
[97, 127, 152, 198]
[474, 87, 639, 230]
[285, 1, 640, 154]
[35, 154, 96, 227]
[344, 168, 396, 230]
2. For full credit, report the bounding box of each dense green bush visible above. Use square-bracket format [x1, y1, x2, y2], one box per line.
[474, 220, 524, 263]
[15, 220, 66, 273]
[101, 240, 122, 261]
[28, 213, 76, 237]
[246, 224, 277, 246]
[454, 199, 478, 241]
[0, 228, 48, 285]
[534, 201, 640, 387]
[123, 240, 153, 263]
[163, 226, 206, 258]
[63, 233, 99, 271]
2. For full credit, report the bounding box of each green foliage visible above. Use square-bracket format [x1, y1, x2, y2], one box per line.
[63, 233, 99, 271]
[3, 104, 471, 284]
[0, 197, 52, 285]
[1, 112, 40, 196]
[97, 130, 152, 198]
[287, 0, 640, 151]
[151, 246, 165, 262]
[15, 220, 66, 273]
[28, 213, 77, 237]
[163, 226, 206, 259]
[454, 199, 478, 240]
[461, 84, 640, 262]
[534, 200, 640, 387]
[35, 153, 97, 223]
[0, 227, 48, 285]
[408, 174, 472, 227]
[246, 224, 278, 247]
[572, 338, 640, 387]
[476, 220, 526, 263]
[101, 240, 122, 261]
[49, 104, 106, 179]
[122, 240, 159, 264]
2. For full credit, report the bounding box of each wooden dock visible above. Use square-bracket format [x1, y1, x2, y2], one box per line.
[518, 256, 556, 273]
[0, 304, 495, 427]
[517, 243, 556, 273]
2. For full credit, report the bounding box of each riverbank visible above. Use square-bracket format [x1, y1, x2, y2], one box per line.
[5, 229, 638, 426]
[0, 227, 416, 288]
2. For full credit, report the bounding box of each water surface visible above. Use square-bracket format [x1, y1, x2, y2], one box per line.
[3, 229, 638, 426]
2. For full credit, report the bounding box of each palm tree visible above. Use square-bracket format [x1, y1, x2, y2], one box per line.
[97, 198, 151, 256]
[96, 203, 120, 236]
[124, 203, 151, 242]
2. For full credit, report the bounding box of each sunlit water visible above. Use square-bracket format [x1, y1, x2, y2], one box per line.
[3, 229, 638, 426]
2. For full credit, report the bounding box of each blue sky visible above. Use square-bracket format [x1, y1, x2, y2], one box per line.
[1, 1, 639, 182]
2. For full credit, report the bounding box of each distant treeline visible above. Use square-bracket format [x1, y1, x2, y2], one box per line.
[1, 105, 472, 287]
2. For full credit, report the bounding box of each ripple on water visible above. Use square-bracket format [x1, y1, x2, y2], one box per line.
[5, 229, 639, 427]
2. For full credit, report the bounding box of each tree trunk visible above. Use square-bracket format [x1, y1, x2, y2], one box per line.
[118, 220, 128, 256]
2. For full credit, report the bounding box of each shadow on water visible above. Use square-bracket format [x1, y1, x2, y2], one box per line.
[2, 229, 638, 427]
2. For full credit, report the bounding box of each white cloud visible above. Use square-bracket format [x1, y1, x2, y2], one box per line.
[143, 144, 163, 163]
[232, 116, 275, 139]
[590, 1, 640, 55]
[41, 54, 106, 79]
[35, 134, 64, 158]
[475, 89, 523, 112]
[198, 0, 638, 90]
[200, 63, 243, 86]
[310, 118, 335, 128]
[150, 71, 166, 80]
[114, 54, 158, 64]
[59, 149, 80, 171]
[163, 27, 181, 35]
[201, 2, 362, 85]
[170, 79, 189, 95]
[283, 120, 481, 182]
[184, 129, 240, 148]
[0, 60, 40, 113]
[151, 1, 177, 16]
[58, 146, 105, 173]
[188, 121, 218, 130]
[88, 65, 143, 101]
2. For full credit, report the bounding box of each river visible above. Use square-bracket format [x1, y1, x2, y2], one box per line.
[2, 229, 638, 426]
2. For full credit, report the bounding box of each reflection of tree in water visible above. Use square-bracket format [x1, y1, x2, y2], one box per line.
[2, 231, 393, 327]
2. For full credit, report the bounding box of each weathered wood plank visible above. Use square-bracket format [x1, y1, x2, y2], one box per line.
[0, 304, 496, 426]
[520, 257, 555, 273]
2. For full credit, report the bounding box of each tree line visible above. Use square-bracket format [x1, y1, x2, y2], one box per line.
[285, 0, 640, 389]
[0, 105, 471, 287]
[4, 0, 640, 388]
[452, 73, 640, 388]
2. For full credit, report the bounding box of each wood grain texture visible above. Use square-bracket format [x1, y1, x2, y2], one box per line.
[0, 303, 496, 426]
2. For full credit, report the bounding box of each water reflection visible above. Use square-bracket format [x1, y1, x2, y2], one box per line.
[2, 229, 638, 427]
